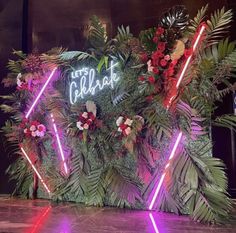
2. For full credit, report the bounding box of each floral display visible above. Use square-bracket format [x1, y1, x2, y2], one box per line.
[20, 119, 47, 138]
[1, 5, 236, 224]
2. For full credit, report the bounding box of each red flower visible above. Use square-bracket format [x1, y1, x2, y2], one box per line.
[160, 59, 167, 67]
[31, 121, 40, 127]
[140, 53, 148, 62]
[153, 67, 159, 74]
[88, 112, 95, 120]
[19, 122, 26, 129]
[148, 76, 155, 84]
[119, 123, 128, 131]
[184, 48, 193, 58]
[167, 68, 175, 76]
[146, 95, 154, 102]
[153, 36, 158, 44]
[158, 42, 166, 52]
[138, 76, 145, 82]
[156, 27, 164, 36]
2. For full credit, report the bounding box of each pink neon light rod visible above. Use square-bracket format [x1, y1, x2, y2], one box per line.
[25, 67, 57, 119]
[20, 147, 51, 194]
[149, 213, 159, 233]
[50, 113, 69, 174]
[176, 25, 205, 88]
[149, 132, 183, 210]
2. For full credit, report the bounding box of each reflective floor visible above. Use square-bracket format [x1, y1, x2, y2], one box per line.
[0, 196, 236, 233]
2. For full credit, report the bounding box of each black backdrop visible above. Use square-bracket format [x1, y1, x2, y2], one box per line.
[0, 0, 235, 196]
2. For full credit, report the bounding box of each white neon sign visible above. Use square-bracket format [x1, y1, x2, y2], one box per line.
[69, 61, 119, 104]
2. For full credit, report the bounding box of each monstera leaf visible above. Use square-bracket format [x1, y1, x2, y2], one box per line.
[160, 5, 189, 31]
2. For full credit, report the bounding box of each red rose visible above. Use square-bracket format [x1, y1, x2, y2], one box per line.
[148, 76, 155, 84]
[158, 42, 166, 52]
[160, 59, 167, 67]
[156, 27, 164, 35]
[184, 48, 192, 58]
[138, 76, 145, 82]
[153, 36, 158, 43]
[153, 67, 159, 74]
[140, 53, 148, 62]
[119, 123, 127, 131]
[146, 95, 154, 102]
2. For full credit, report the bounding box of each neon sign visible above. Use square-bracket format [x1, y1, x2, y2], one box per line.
[69, 61, 120, 104]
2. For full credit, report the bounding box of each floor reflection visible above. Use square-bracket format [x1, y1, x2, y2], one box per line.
[28, 206, 51, 233]
[0, 198, 235, 233]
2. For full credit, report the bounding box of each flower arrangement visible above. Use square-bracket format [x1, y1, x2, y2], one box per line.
[20, 119, 46, 138]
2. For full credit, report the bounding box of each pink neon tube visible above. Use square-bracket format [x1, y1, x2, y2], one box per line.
[25, 67, 57, 119]
[148, 132, 183, 210]
[176, 25, 205, 88]
[149, 213, 159, 233]
[20, 147, 51, 194]
[50, 114, 68, 174]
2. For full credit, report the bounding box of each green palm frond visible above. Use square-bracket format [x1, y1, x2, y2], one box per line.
[206, 7, 233, 46]
[116, 25, 133, 44]
[88, 15, 107, 49]
[106, 166, 142, 207]
[170, 143, 232, 223]
[85, 167, 106, 206]
[213, 114, 236, 131]
[139, 27, 156, 52]
[188, 4, 208, 35]
[60, 51, 97, 61]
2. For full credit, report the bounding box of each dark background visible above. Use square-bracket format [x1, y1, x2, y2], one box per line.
[0, 0, 235, 195]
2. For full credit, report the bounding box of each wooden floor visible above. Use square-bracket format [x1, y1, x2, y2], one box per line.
[0, 197, 236, 233]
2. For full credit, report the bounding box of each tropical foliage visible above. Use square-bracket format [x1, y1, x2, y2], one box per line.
[1, 5, 236, 224]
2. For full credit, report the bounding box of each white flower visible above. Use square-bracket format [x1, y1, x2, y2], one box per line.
[125, 127, 131, 135]
[82, 112, 88, 119]
[30, 125, 36, 131]
[116, 116, 124, 126]
[76, 121, 84, 130]
[124, 118, 133, 126]
[16, 73, 23, 87]
[118, 127, 122, 132]
[83, 123, 89, 129]
[31, 131, 37, 137]
[147, 60, 154, 72]
[36, 130, 45, 137]
[24, 128, 28, 133]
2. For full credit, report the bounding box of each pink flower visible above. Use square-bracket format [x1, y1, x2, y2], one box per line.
[160, 59, 167, 67]
[147, 60, 154, 72]
[164, 55, 171, 61]
[83, 123, 89, 129]
[37, 124, 46, 132]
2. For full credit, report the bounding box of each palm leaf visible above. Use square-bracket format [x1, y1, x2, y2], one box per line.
[213, 114, 236, 131]
[188, 4, 208, 35]
[88, 15, 107, 49]
[206, 7, 233, 46]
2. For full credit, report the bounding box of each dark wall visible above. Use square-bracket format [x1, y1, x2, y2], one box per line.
[0, 0, 235, 195]
[0, 0, 23, 193]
